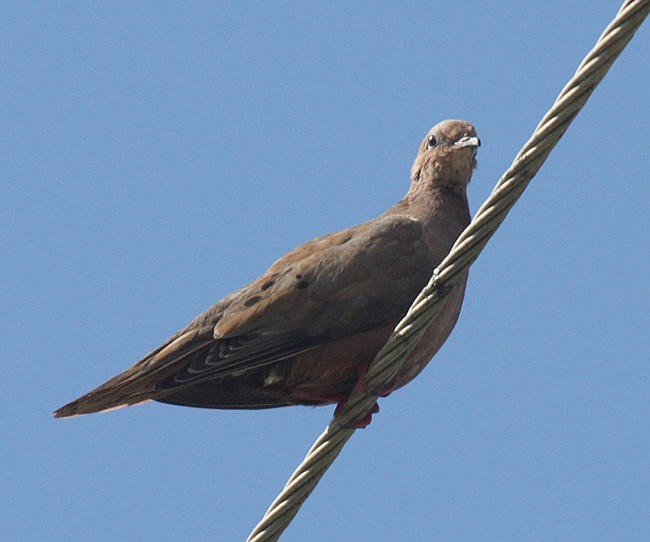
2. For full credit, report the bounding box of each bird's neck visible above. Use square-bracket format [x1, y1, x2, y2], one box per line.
[404, 183, 469, 223]
[389, 184, 470, 260]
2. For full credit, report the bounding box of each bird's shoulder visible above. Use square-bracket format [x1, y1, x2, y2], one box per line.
[211, 213, 433, 338]
[268, 212, 424, 271]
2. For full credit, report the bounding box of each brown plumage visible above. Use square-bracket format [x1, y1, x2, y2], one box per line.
[54, 119, 480, 421]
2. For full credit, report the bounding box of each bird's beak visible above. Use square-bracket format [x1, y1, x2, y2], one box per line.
[454, 136, 481, 149]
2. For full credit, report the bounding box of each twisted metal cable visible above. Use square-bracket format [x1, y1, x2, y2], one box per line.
[246, 2, 649, 540]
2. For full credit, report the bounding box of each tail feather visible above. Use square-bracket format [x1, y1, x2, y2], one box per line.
[54, 328, 214, 418]
[53, 368, 161, 418]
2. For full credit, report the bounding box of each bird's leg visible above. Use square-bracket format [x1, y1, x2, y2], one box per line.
[333, 364, 380, 428]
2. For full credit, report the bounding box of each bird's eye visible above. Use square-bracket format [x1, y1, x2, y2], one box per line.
[427, 134, 437, 148]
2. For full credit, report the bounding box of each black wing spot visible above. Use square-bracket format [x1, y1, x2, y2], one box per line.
[261, 280, 275, 290]
[244, 295, 262, 307]
[296, 279, 310, 289]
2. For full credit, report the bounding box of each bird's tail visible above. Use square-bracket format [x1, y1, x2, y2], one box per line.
[53, 364, 161, 418]
[54, 328, 213, 418]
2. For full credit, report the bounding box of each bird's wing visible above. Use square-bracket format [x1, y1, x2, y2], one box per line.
[156, 212, 436, 389]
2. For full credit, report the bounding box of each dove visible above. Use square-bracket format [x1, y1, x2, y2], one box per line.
[54, 119, 480, 425]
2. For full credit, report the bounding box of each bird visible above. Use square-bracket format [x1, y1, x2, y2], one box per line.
[54, 119, 480, 426]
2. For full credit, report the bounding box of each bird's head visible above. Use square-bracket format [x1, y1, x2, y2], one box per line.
[410, 119, 480, 193]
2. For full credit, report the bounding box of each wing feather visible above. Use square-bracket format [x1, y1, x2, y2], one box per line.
[156, 213, 434, 390]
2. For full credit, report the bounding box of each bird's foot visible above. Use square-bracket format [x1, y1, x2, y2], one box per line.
[334, 399, 379, 429]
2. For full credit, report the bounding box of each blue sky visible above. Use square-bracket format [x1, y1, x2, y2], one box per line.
[3, 2, 649, 541]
